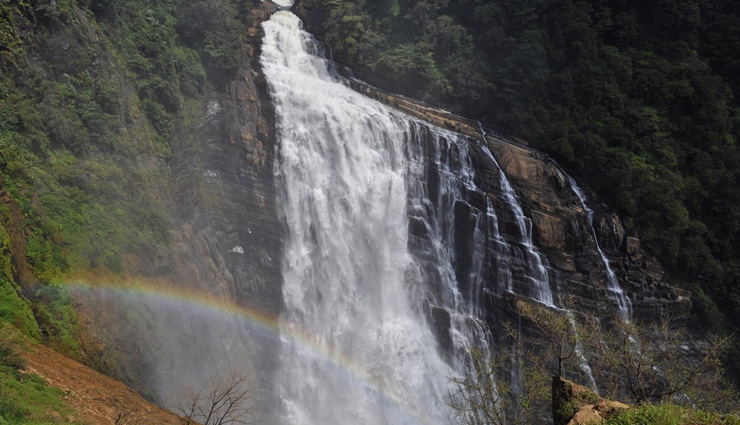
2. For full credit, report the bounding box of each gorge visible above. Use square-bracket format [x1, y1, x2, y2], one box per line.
[0, 0, 724, 424]
[260, 2, 690, 423]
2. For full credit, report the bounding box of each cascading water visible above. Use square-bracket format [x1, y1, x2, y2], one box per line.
[262, 10, 451, 425]
[568, 177, 633, 322]
[478, 126, 554, 307]
[261, 4, 565, 424]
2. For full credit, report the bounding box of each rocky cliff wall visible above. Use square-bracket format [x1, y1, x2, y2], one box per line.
[343, 77, 691, 325]
[72, 2, 284, 413]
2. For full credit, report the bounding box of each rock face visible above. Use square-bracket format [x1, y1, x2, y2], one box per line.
[484, 138, 690, 321]
[344, 79, 690, 325]
[553, 377, 629, 425]
[74, 2, 284, 416]
[168, 3, 281, 314]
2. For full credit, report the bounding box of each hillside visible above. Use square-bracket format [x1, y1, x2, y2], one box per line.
[1, 0, 739, 423]
[1, 0, 279, 407]
[1, 322, 182, 424]
[23, 342, 181, 424]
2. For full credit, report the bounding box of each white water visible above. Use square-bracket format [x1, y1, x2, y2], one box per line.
[568, 177, 632, 322]
[565, 311, 598, 391]
[262, 5, 570, 424]
[478, 126, 554, 307]
[262, 11, 451, 425]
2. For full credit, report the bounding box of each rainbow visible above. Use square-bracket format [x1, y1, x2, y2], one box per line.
[60, 278, 447, 425]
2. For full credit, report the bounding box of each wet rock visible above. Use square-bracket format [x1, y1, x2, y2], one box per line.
[596, 214, 625, 250]
[532, 210, 566, 251]
[430, 307, 453, 354]
[626, 236, 640, 254]
[347, 80, 691, 326]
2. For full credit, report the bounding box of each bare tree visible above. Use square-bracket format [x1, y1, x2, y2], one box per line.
[447, 300, 739, 425]
[514, 299, 738, 411]
[178, 369, 256, 425]
[512, 300, 579, 378]
[582, 315, 738, 410]
[447, 346, 549, 425]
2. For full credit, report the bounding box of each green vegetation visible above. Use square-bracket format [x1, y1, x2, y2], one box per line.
[0, 217, 39, 340]
[0, 324, 79, 425]
[605, 403, 740, 425]
[0, 0, 259, 355]
[449, 301, 739, 425]
[298, 0, 740, 375]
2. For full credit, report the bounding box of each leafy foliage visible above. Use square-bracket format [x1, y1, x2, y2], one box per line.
[0, 0, 257, 355]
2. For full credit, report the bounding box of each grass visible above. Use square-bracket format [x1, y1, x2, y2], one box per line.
[605, 403, 740, 425]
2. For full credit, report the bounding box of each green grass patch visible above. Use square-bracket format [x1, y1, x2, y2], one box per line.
[605, 403, 740, 425]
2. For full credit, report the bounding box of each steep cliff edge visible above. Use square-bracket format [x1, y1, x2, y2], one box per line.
[341, 78, 690, 325]
[0, 0, 283, 414]
[70, 0, 284, 410]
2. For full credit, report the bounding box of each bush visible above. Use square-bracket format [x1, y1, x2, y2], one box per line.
[0, 323, 25, 372]
[0, 220, 40, 340]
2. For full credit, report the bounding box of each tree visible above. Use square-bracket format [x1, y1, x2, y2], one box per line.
[177, 369, 256, 425]
[446, 344, 549, 425]
[582, 315, 738, 411]
[447, 301, 738, 425]
[511, 300, 580, 378]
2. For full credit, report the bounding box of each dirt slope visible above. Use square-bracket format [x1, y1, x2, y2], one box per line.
[22, 344, 182, 425]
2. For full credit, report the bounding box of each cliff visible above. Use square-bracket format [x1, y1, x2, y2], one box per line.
[0, 0, 707, 420]
[0, 0, 283, 414]
[69, 0, 285, 412]
[342, 78, 690, 326]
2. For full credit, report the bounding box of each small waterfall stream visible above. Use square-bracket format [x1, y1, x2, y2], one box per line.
[568, 177, 633, 322]
[478, 125, 554, 307]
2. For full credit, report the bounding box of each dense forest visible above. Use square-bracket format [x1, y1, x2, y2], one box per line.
[0, 0, 257, 353]
[296, 0, 740, 373]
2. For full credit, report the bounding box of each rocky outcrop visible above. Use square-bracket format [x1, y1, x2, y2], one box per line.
[553, 377, 629, 425]
[485, 138, 690, 321]
[344, 78, 480, 138]
[344, 80, 691, 324]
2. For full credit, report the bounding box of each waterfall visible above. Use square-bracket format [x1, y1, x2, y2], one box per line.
[262, 10, 451, 425]
[478, 126, 554, 307]
[261, 4, 565, 424]
[568, 177, 633, 322]
[566, 311, 598, 391]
